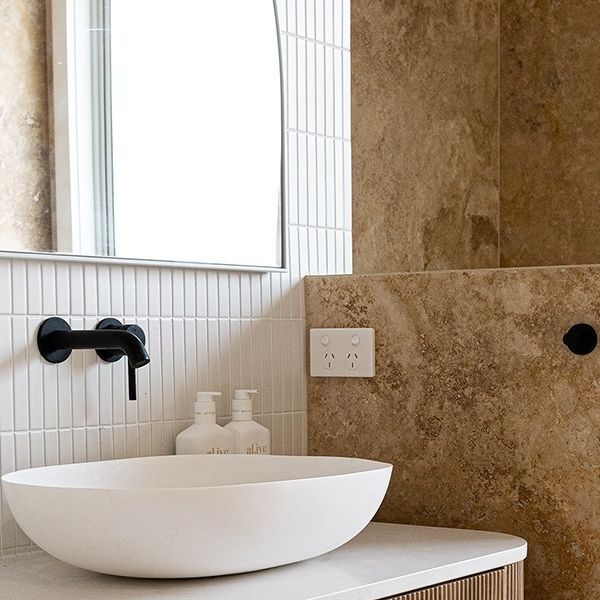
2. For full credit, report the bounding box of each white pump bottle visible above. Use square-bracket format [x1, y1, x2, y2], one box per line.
[176, 392, 234, 455]
[224, 390, 271, 455]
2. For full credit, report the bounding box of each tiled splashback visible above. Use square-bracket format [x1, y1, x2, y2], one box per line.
[0, 0, 351, 555]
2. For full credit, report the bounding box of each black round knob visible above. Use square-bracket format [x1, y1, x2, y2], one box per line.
[563, 323, 597, 355]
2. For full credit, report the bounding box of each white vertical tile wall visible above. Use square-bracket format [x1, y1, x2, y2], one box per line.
[0, 0, 351, 555]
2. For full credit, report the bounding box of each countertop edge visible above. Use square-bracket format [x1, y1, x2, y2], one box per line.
[314, 538, 528, 600]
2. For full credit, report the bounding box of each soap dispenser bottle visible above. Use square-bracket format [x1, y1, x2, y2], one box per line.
[176, 392, 234, 455]
[224, 389, 271, 455]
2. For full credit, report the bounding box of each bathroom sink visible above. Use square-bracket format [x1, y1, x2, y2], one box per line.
[2, 454, 392, 578]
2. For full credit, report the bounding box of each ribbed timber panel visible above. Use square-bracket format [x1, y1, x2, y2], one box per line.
[384, 561, 524, 600]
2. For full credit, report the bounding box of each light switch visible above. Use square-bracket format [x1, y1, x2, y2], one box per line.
[310, 328, 375, 377]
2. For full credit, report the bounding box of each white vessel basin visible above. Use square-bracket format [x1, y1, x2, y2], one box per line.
[2, 454, 392, 578]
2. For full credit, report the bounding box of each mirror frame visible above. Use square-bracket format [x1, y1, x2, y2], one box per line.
[0, 0, 287, 273]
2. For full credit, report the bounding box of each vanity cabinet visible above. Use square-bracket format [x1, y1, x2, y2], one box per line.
[387, 562, 524, 600]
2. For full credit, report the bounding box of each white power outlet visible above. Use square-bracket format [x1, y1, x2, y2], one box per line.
[310, 328, 375, 377]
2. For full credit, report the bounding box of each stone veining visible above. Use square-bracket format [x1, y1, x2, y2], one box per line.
[0, 0, 53, 252]
[306, 266, 600, 600]
[500, 0, 600, 267]
[352, 0, 499, 274]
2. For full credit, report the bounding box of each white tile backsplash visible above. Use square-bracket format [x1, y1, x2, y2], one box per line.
[0, 0, 351, 556]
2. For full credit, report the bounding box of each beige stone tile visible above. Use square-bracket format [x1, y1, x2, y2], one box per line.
[500, 0, 600, 267]
[0, 0, 52, 252]
[352, 0, 499, 273]
[306, 266, 600, 600]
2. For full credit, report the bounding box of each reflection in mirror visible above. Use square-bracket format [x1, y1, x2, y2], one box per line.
[8, 0, 284, 270]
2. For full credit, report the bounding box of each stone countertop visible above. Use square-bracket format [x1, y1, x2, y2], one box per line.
[0, 523, 527, 600]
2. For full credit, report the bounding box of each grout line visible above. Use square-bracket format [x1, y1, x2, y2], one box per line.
[259, 312, 265, 422]
[11, 435, 17, 549]
[287, 127, 350, 143]
[0, 412, 309, 435]
[227, 301, 233, 416]
[497, 0, 501, 269]
[282, 30, 350, 52]
[270, 279, 275, 431]
[0, 312, 307, 321]
[10, 318, 15, 434]
[69, 309, 74, 464]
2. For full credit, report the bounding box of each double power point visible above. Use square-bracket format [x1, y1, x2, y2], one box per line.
[309, 328, 375, 378]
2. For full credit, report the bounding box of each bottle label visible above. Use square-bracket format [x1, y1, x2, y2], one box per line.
[246, 443, 269, 455]
[206, 447, 230, 454]
[232, 408, 252, 419]
[198, 408, 215, 416]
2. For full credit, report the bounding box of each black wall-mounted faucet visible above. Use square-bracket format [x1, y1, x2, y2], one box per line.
[37, 317, 150, 400]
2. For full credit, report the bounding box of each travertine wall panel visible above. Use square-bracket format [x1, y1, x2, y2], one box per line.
[352, 0, 499, 273]
[306, 266, 600, 600]
[0, 0, 53, 252]
[353, 0, 600, 271]
[499, 0, 600, 267]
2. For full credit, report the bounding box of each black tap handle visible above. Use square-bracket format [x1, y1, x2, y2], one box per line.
[128, 364, 137, 401]
[95, 319, 148, 401]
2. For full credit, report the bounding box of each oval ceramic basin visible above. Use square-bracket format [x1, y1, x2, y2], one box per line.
[2, 454, 392, 578]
